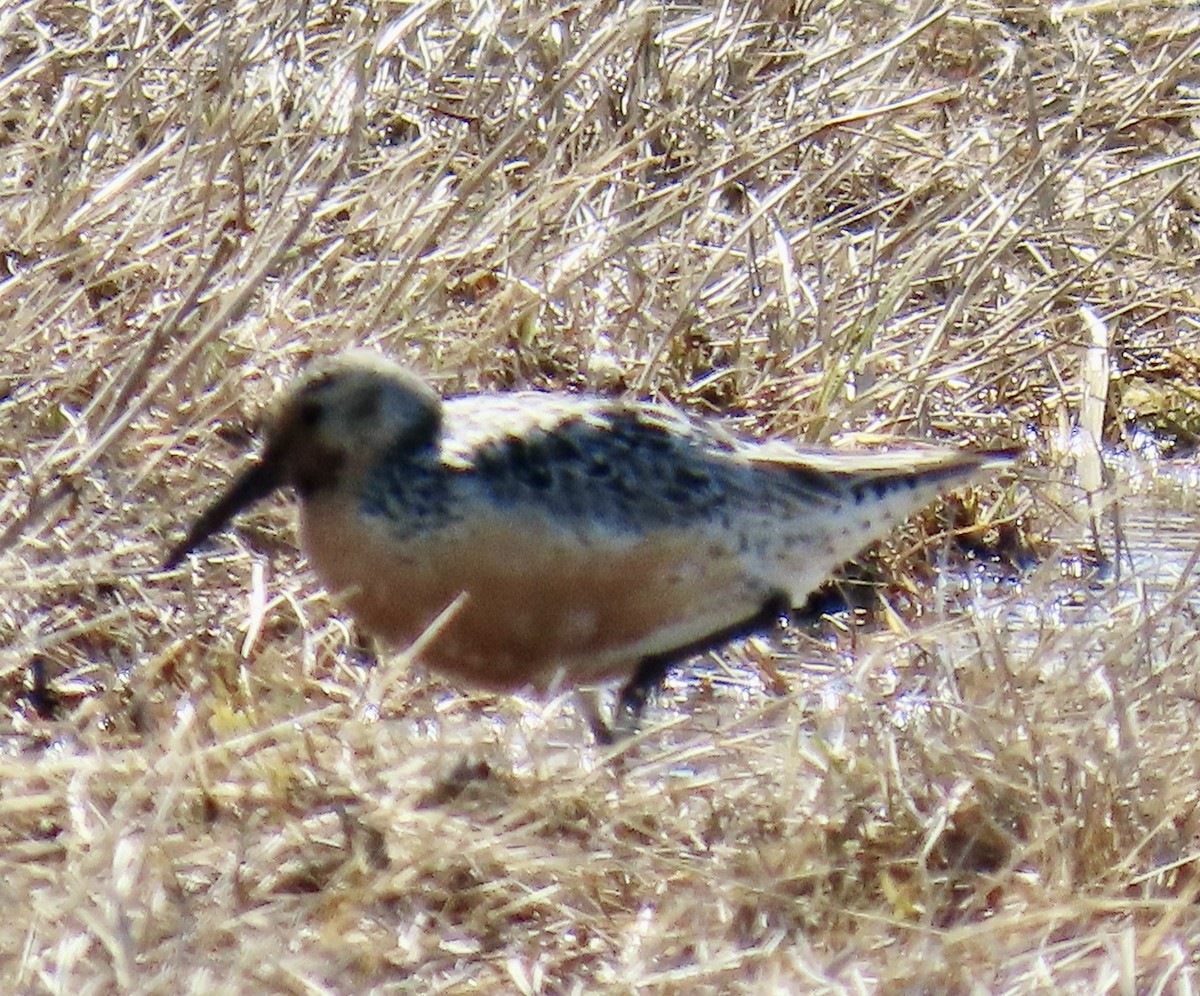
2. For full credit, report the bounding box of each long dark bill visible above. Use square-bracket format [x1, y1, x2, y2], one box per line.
[164, 457, 285, 569]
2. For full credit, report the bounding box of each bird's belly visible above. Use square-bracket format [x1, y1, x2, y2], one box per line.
[299, 500, 769, 692]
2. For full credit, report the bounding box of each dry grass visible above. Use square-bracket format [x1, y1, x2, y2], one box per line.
[1, 0, 1199, 990]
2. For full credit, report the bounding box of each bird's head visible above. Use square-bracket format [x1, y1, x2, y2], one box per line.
[165, 351, 441, 567]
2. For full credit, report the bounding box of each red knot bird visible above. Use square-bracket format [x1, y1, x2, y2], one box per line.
[166, 351, 1014, 740]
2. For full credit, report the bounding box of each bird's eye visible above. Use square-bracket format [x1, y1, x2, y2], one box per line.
[297, 399, 323, 427]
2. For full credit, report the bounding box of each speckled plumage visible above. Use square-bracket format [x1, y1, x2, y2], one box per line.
[166, 351, 1014, 739]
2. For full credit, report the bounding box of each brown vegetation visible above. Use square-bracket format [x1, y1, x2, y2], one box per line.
[1, 0, 1198, 990]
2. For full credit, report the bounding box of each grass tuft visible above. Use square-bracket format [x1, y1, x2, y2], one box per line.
[2, 0, 1198, 989]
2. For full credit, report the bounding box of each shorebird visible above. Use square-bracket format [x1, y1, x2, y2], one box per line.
[166, 352, 1013, 740]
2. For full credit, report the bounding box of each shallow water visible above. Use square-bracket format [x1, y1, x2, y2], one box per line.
[1112, 454, 1200, 590]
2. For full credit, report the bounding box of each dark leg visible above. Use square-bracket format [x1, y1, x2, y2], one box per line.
[599, 591, 792, 743]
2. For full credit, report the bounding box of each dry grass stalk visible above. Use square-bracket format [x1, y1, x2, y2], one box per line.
[1, 0, 1198, 990]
